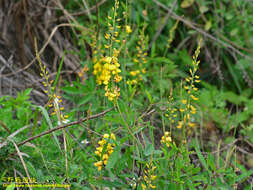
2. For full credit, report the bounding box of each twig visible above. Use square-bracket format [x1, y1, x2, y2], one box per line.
[17, 108, 113, 147]
[12, 141, 32, 190]
[0, 23, 88, 78]
[82, 0, 91, 20]
[0, 120, 11, 134]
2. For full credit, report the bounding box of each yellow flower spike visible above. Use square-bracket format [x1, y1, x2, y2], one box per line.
[141, 184, 146, 190]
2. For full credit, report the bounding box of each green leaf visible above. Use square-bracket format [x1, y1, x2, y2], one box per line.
[235, 170, 253, 182]
[195, 144, 210, 174]
[106, 147, 121, 170]
[6, 183, 15, 190]
[23, 88, 33, 96]
[37, 106, 62, 152]
[145, 90, 153, 103]
[224, 56, 242, 93]
[144, 143, 154, 156]
[77, 94, 93, 105]
[61, 86, 81, 94]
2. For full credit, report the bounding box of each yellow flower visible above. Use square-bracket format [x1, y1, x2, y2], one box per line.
[151, 175, 157, 180]
[102, 154, 109, 161]
[105, 33, 110, 39]
[98, 139, 106, 146]
[149, 184, 156, 189]
[130, 71, 137, 76]
[177, 121, 183, 129]
[126, 25, 132, 33]
[110, 133, 116, 140]
[181, 99, 187, 104]
[190, 95, 198, 101]
[141, 183, 146, 190]
[188, 122, 196, 128]
[114, 75, 122, 82]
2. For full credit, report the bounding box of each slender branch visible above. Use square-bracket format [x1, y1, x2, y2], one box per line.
[17, 108, 113, 147]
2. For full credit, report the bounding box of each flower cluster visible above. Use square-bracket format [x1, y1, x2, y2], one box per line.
[176, 39, 202, 129]
[127, 27, 147, 85]
[36, 45, 69, 124]
[92, 0, 123, 101]
[93, 49, 122, 101]
[94, 133, 116, 171]
[160, 131, 172, 147]
[141, 162, 157, 190]
[165, 94, 177, 125]
[165, 39, 201, 133]
[48, 94, 69, 124]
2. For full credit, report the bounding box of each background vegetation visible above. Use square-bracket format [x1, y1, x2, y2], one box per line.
[0, 0, 253, 189]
